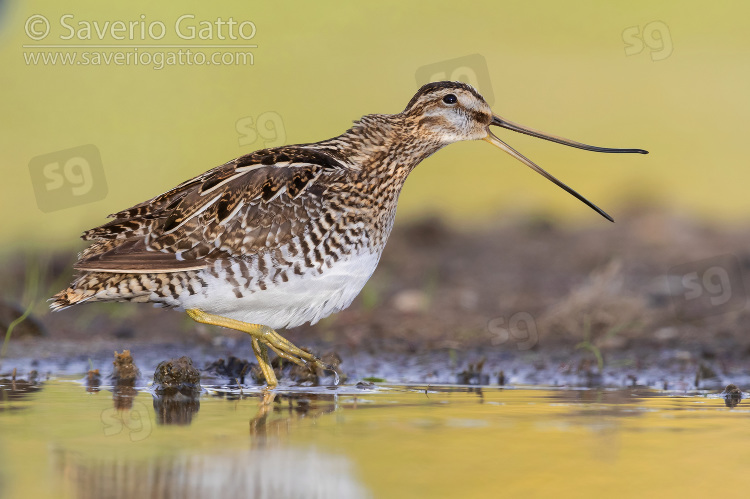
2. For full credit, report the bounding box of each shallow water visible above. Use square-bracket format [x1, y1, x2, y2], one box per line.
[0, 380, 747, 499]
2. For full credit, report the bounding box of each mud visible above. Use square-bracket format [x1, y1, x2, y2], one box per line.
[721, 383, 743, 408]
[1, 211, 749, 388]
[112, 350, 139, 385]
[153, 356, 201, 395]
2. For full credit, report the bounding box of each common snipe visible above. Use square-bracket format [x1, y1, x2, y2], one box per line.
[51, 81, 647, 387]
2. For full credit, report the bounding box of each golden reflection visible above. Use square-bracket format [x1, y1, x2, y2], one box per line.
[2, 382, 750, 499]
[247, 391, 339, 444]
[52, 446, 372, 499]
[53, 388, 367, 499]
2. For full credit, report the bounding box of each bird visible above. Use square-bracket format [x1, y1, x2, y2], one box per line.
[51, 81, 647, 388]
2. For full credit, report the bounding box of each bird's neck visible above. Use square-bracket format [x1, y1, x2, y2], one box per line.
[311, 113, 447, 253]
[316, 113, 446, 179]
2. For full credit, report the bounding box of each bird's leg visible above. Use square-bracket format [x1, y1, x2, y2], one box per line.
[251, 338, 277, 388]
[186, 309, 338, 387]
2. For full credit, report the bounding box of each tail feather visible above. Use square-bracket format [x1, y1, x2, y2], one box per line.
[49, 272, 145, 311]
[49, 285, 96, 311]
[49, 271, 187, 311]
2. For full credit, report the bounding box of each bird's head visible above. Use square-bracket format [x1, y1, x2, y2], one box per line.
[402, 81, 648, 221]
[403, 81, 494, 142]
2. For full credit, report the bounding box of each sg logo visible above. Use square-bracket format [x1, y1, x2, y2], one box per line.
[101, 402, 153, 442]
[236, 111, 286, 148]
[623, 21, 673, 62]
[669, 255, 747, 319]
[28, 144, 107, 212]
[487, 312, 538, 350]
[415, 54, 495, 105]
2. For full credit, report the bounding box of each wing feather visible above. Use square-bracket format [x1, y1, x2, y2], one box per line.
[75, 147, 349, 273]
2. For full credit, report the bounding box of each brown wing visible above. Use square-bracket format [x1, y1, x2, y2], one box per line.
[75, 147, 350, 273]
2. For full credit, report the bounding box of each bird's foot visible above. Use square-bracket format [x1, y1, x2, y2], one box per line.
[256, 328, 340, 385]
[186, 308, 339, 388]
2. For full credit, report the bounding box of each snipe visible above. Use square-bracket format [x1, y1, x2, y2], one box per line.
[51, 81, 647, 387]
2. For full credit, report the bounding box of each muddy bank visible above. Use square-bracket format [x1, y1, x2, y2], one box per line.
[1, 210, 749, 386]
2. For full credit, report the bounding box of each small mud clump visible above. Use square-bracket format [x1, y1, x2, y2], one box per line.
[86, 369, 101, 393]
[204, 356, 254, 385]
[722, 384, 743, 408]
[153, 357, 201, 396]
[112, 350, 140, 410]
[153, 357, 201, 425]
[112, 350, 140, 386]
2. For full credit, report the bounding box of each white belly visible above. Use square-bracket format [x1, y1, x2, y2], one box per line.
[177, 250, 382, 329]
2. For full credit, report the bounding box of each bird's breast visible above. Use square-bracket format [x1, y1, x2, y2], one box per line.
[184, 247, 384, 329]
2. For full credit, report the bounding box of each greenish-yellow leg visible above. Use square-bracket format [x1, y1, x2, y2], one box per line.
[186, 309, 337, 388]
[251, 338, 277, 388]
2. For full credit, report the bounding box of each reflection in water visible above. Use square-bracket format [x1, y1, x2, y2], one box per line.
[112, 385, 137, 411]
[54, 446, 371, 499]
[5, 381, 748, 498]
[0, 370, 42, 405]
[153, 392, 201, 425]
[546, 387, 657, 415]
[246, 391, 338, 444]
[57, 391, 369, 499]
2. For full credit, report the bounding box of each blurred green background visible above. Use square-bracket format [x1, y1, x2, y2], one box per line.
[2, 0, 748, 252]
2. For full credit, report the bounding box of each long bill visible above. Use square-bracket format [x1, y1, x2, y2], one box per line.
[491, 115, 649, 155]
[486, 115, 649, 222]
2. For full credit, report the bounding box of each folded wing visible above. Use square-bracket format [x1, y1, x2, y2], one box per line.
[75, 148, 349, 273]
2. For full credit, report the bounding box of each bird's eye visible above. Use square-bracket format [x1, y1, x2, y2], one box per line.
[442, 94, 458, 105]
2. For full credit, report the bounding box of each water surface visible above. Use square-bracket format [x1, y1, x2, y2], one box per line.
[0, 380, 746, 498]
